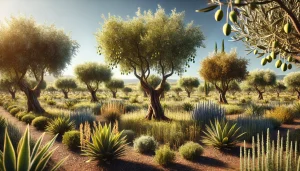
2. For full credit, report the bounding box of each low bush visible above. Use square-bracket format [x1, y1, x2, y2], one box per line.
[224, 104, 244, 115]
[134, 135, 158, 154]
[32, 116, 50, 130]
[46, 116, 75, 137]
[121, 130, 135, 143]
[16, 112, 27, 120]
[266, 106, 295, 124]
[73, 102, 102, 115]
[244, 103, 265, 116]
[7, 105, 18, 112]
[21, 114, 36, 124]
[9, 108, 20, 116]
[62, 130, 81, 150]
[154, 144, 175, 166]
[179, 141, 203, 160]
[101, 101, 124, 123]
[47, 99, 57, 106]
[182, 102, 194, 112]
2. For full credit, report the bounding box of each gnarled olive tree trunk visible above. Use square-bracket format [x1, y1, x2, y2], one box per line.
[8, 89, 16, 100]
[18, 81, 45, 113]
[111, 91, 117, 98]
[89, 90, 98, 102]
[255, 87, 264, 100]
[219, 91, 228, 104]
[141, 81, 169, 121]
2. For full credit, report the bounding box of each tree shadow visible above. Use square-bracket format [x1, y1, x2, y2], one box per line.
[219, 146, 241, 157]
[193, 156, 227, 168]
[100, 159, 160, 171]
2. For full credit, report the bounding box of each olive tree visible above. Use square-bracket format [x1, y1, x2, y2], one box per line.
[200, 47, 248, 104]
[172, 87, 182, 97]
[138, 75, 171, 99]
[96, 6, 205, 120]
[122, 87, 133, 96]
[105, 79, 124, 98]
[246, 69, 277, 100]
[273, 81, 286, 97]
[0, 77, 17, 99]
[0, 16, 78, 113]
[55, 78, 77, 99]
[75, 62, 112, 102]
[284, 72, 300, 100]
[178, 77, 200, 98]
[198, 0, 300, 69]
[240, 81, 254, 95]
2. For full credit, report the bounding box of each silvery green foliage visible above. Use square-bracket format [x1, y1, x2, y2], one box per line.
[191, 101, 225, 126]
[240, 129, 300, 171]
[69, 109, 96, 129]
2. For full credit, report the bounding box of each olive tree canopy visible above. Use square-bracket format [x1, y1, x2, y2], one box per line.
[198, 0, 300, 69]
[96, 6, 205, 120]
[0, 16, 79, 113]
[75, 62, 112, 102]
[283, 72, 300, 99]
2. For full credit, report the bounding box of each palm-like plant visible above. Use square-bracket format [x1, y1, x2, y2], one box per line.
[202, 119, 245, 149]
[0, 125, 67, 171]
[46, 116, 75, 137]
[81, 123, 127, 164]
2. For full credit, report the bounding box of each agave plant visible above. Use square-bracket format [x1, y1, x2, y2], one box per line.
[202, 119, 245, 149]
[46, 116, 75, 137]
[0, 125, 67, 171]
[81, 123, 127, 164]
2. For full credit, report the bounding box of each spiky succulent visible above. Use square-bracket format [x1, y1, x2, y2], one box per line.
[202, 119, 245, 149]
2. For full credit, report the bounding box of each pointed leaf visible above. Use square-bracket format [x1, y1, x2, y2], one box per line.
[17, 126, 30, 171]
[3, 129, 16, 171]
[195, 5, 218, 12]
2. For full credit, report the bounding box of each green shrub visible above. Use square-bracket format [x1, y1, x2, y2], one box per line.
[202, 119, 245, 149]
[47, 99, 56, 106]
[182, 102, 194, 112]
[46, 116, 75, 137]
[224, 104, 244, 115]
[7, 105, 18, 111]
[266, 106, 295, 124]
[9, 108, 20, 116]
[179, 141, 203, 160]
[32, 116, 50, 130]
[62, 130, 80, 150]
[121, 130, 135, 143]
[154, 144, 175, 166]
[129, 96, 139, 103]
[124, 104, 141, 113]
[21, 114, 36, 124]
[81, 123, 127, 164]
[0, 126, 67, 171]
[240, 99, 246, 104]
[292, 102, 300, 117]
[134, 135, 158, 154]
[244, 103, 265, 116]
[16, 112, 27, 120]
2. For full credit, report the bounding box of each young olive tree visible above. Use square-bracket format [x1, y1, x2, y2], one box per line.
[246, 69, 277, 100]
[122, 87, 133, 96]
[197, 0, 300, 69]
[0, 77, 18, 99]
[178, 77, 200, 98]
[200, 46, 248, 104]
[96, 6, 205, 120]
[240, 81, 254, 96]
[105, 79, 124, 98]
[0, 16, 78, 113]
[55, 78, 78, 99]
[172, 87, 182, 97]
[75, 62, 112, 102]
[273, 81, 286, 97]
[284, 72, 300, 100]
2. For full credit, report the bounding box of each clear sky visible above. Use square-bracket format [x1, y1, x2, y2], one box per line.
[0, 0, 297, 80]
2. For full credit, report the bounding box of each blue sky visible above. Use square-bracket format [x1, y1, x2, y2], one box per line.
[0, 0, 296, 80]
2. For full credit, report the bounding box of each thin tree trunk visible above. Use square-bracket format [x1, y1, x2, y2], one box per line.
[258, 92, 264, 100]
[19, 81, 45, 113]
[90, 90, 98, 102]
[8, 90, 16, 100]
[112, 91, 117, 98]
[277, 91, 280, 98]
[63, 90, 69, 99]
[145, 88, 169, 121]
[187, 91, 191, 98]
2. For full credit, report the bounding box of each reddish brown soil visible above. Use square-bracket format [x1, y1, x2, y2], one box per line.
[0, 107, 244, 171]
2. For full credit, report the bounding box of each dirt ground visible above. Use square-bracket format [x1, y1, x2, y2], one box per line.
[5, 107, 299, 171]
